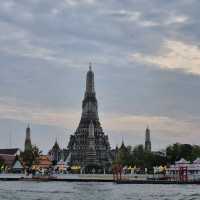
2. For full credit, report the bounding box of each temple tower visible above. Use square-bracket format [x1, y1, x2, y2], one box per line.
[24, 125, 32, 152]
[85, 121, 98, 167]
[79, 63, 99, 128]
[67, 64, 112, 172]
[145, 126, 151, 152]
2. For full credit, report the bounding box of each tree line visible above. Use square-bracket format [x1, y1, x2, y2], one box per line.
[114, 142, 200, 171]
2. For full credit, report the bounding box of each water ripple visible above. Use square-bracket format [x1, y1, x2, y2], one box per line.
[0, 182, 200, 200]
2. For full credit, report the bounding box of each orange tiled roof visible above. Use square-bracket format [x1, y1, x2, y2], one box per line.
[33, 155, 52, 169]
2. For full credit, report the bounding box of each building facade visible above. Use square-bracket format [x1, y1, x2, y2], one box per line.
[67, 65, 112, 172]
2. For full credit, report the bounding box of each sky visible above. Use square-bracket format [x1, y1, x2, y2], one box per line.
[0, 0, 200, 153]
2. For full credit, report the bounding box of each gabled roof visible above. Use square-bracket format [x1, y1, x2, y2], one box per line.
[0, 154, 16, 168]
[0, 148, 20, 156]
[193, 157, 200, 164]
[13, 160, 24, 169]
[175, 158, 190, 164]
[52, 140, 60, 150]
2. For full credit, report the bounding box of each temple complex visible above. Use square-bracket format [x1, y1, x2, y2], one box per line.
[67, 64, 112, 173]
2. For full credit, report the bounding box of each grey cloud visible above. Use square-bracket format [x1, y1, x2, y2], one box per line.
[0, 0, 200, 150]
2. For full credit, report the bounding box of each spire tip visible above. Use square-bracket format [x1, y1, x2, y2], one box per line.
[89, 62, 92, 71]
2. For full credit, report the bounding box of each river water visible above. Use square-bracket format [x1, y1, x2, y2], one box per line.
[0, 181, 200, 200]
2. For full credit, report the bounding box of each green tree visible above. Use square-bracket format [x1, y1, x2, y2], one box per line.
[191, 145, 200, 161]
[166, 143, 200, 164]
[166, 143, 181, 163]
[20, 145, 42, 167]
[113, 142, 200, 172]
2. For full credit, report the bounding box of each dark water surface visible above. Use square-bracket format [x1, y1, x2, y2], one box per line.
[0, 181, 200, 200]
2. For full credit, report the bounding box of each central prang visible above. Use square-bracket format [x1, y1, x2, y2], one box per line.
[66, 64, 112, 173]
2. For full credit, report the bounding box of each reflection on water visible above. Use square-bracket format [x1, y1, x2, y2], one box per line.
[0, 181, 200, 200]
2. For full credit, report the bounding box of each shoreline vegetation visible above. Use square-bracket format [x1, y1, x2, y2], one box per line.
[1, 142, 200, 175]
[114, 142, 200, 173]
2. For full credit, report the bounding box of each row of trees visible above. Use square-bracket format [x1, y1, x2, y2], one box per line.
[166, 143, 200, 163]
[114, 143, 200, 171]
[114, 143, 166, 172]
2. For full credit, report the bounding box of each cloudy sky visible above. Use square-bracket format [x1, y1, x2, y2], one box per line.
[0, 0, 200, 152]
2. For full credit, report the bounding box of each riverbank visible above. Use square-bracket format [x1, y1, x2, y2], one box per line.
[0, 173, 114, 182]
[1, 173, 200, 184]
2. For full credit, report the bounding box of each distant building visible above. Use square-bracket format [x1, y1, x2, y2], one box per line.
[0, 149, 23, 173]
[0, 154, 23, 173]
[67, 64, 112, 173]
[167, 158, 200, 180]
[24, 125, 32, 152]
[115, 141, 129, 163]
[145, 126, 151, 152]
[48, 139, 62, 164]
[120, 140, 127, 151]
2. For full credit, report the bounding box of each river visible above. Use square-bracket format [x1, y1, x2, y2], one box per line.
[0, 181, 200, 200]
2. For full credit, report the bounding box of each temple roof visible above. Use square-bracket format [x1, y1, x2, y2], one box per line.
[175, 158, 190, 164]
[0, 148, 20, 156]
[32, 155, 52, 169]
[193, 157, 200, 164]
[52, 140, 60, 150]
[0, 154, 16, 168]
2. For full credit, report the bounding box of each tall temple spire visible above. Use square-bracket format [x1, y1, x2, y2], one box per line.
[24, 124, 32, 152]
[85, 63, 95, 95]
[67, 66, 112, 173]
[145, 126, 151, 152]
[80, 64, 99, 128]
[89, 62, 92, 71]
